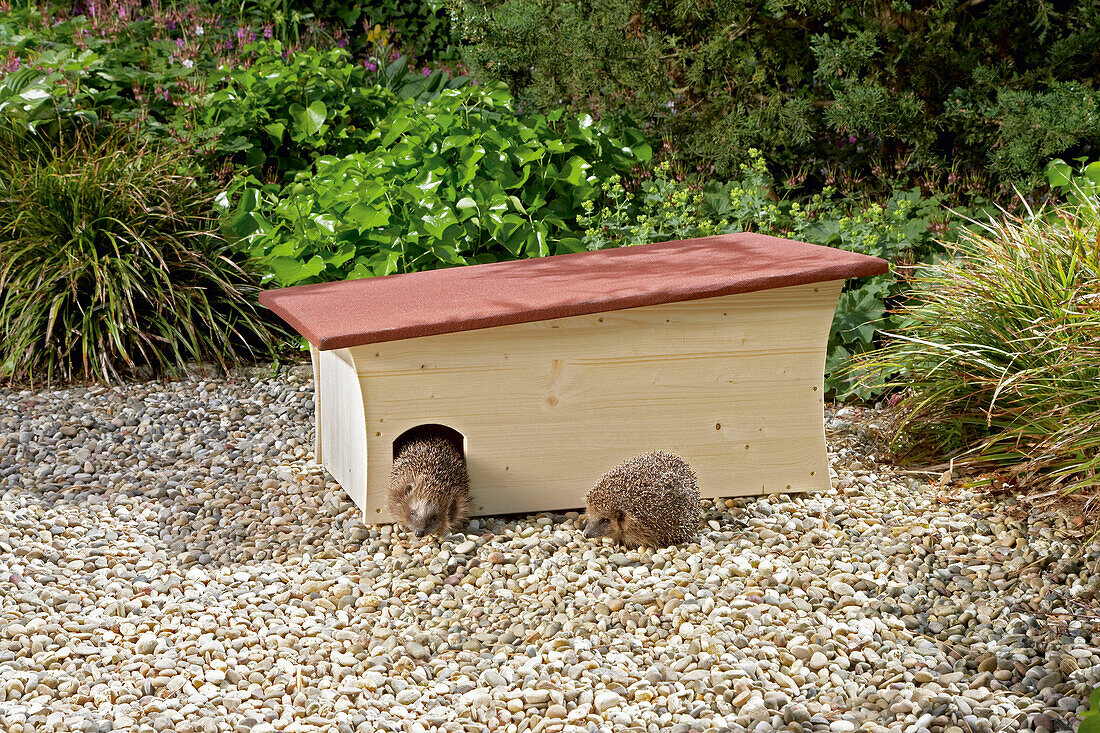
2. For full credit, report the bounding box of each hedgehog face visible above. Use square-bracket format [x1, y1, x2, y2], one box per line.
[584, 507, 661, 548]
[583, 508, 626, 541]
[406, 495, 444, 537]
[389, 475, 466, 537]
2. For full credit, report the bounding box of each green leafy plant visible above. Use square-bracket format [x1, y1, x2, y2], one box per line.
[0, 126, 282, 384]
[0, 1, 351, 141]
[187, 45, 472, 175]
[1047, 156, 1100, 209]
[580, 165, 724, 251]
[225, 85, 651, 285]
[233, 0, 326, 47]
[859, 174, 1100, 494]
[581, 152, 957, 398]
[0, 52, 105, 135]
[1080, 687, 1100, 733]
[367, 54, 470, 103]
[249, 0, 457, 60]
[452, 0, 1100, 195]
[0, 0, 472, 179]
[358, 0, 456, 60]
[184, 43, 396, 174]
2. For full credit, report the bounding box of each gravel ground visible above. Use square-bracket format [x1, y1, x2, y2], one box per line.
[1, 368, 1099, 733]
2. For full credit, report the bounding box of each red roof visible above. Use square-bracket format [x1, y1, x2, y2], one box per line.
[259, 233, 889, 350]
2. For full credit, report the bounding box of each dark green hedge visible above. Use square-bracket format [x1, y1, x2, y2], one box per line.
[450, 0, 1100, 192]
[286, 0, 456, 59]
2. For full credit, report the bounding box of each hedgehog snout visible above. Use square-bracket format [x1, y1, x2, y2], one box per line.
[407, 501, 444, 537]
[584, 517, 608, 539]
[407, 506, 430, 535]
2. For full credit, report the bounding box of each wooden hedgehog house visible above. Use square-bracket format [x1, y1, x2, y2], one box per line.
[259, 233, 888, 522]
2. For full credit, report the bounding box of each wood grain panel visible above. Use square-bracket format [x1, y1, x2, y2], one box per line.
[316, 281, 841, 520]
[316, 348, 369, 508]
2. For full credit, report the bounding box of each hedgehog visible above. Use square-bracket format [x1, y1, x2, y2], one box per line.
[583, 450, 701, 548]
[388, 436, 470, 538]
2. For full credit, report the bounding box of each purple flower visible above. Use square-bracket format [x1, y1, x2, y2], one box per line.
[175, 37, 184, 48]
[848, 134, 857, 144]
[364, 60, 377, 71]
[422, 67, 431, 76]
[263, 25, 273, 39]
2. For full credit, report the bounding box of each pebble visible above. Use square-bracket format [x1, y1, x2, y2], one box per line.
[482, 670, 507, 687]
[135, 634, 158, 655]
[402, 640, 430, 661]
[395, 689, 419, 705]
[594, 690, 625, 713]
[0, 376, 1095, 732]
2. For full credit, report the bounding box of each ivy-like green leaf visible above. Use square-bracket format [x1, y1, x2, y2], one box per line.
[289, 100, 328, 137]
[1046, 159, 1072, 188]
[266, 255, 325, 286]
[422, 208, 459, 238]
[263, 122, 285, 143]
[1080, 717, 1100, 733]
[347, 203, 391, 229]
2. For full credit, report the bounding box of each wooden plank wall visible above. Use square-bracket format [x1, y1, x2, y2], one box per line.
[315, 281, 842, 521]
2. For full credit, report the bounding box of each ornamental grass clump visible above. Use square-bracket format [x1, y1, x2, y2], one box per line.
[863, 191, 1100, 499]
[0, 127, 281, 384]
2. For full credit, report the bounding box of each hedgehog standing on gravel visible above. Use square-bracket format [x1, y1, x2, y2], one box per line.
[583, 450, 701, 548]
[388, 437, 470, 538]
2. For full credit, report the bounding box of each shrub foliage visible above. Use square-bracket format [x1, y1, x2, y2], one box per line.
[580, 152, 956, 398]
[0, 128, 280, 384]
[226, 85, 652, 285]
[186, 44, 470, 176]
[452, 0, 1100, 190]
[862, 162, 1100, 494]
[0, 5, 455, 166]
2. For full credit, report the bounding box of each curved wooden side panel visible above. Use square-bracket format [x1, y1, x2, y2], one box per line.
[316, 348, 369, 509]
[765, 280, 838, 494]
[309, 345, 322, 464]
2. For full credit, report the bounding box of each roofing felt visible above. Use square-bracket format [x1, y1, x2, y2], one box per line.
[259, 232, 889, 350]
